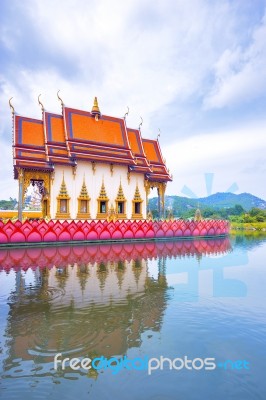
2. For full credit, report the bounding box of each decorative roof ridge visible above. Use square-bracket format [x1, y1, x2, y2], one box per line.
[127, 127, 151, 165]
[41, 106, 49, 162]
[64, 106, 131, 124]
[66, 136, 133, 149]
[142, 138, 157, 143]
[44, 110, 63, 117]
[62, 106, 72, 159]
[142, 138, 165, 165]
[15, 115, 43, 123]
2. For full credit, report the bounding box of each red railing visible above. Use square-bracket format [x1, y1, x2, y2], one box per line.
[0, 219, 230, 245]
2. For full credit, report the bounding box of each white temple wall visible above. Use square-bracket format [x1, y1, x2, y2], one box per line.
[48, 260, 148, 307]
[50, 161, 147, 220]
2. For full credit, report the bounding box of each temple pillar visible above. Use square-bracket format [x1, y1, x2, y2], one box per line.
[158, 183, 166, 220]
[157, 188, 161, 219]
[18, 168, 24, 221]
[161, 185, 166, 220]
[144, 180, 151, 217]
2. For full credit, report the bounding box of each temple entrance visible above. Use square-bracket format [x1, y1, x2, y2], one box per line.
[24, 180, 49, 218]
[144, 180, 166, 220]
[17, 169, 51, 220]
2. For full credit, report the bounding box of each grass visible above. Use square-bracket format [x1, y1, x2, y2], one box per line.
[230, 221, 266, 232]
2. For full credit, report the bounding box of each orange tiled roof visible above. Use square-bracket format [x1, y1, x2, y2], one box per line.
[64, 108, 136, 166]
[127, 128, 152, 174]
[14, 116, 51, 173]
[13, 101, 171, 182]
[142, 139, 172, 182]
[44, 112, 70, 165]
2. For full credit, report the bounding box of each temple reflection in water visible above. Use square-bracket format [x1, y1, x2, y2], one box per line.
[0, 238, 232, 380]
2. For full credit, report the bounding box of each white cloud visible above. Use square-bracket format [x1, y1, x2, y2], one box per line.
[0, 0, 245, 130]
[204, 11, 266, 109]
[164, 121, 266, 198]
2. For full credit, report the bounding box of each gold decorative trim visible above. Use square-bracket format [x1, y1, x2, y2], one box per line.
[56, 172, 70, 219]
[131, 184, 143, 219]
[107, 203, 117, 222]
[51, 170, 55, 184]
[77, 176, 91, 219]
[115, 180, 127, 219]
[147, 209, 153, 221]
[144, 180, 167, 216]
[194, 207, 202, 221]
[167, 208, 174, 221]
[96, 179, 109, 219]
[21, 169, 51, 218]
[91, 97, 101, 120]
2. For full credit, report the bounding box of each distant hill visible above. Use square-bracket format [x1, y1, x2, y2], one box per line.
[148, 192, 266, 214]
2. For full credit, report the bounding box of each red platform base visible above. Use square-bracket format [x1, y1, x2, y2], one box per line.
[0, 219, 230, 246]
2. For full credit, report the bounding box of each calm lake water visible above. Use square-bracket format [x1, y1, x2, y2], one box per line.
[0, 235, 266, 400]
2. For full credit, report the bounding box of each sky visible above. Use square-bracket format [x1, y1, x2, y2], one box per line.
[0, 0, 266, 200]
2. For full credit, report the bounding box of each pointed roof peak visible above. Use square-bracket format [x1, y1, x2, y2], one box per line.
[98, 178, 108, 199]
[116, 181, 126, 201]
[133, 184, 142, 201]
[91, 96, 101, 119]
[58, 172, 69, 198]
[79, 177, 89, 198]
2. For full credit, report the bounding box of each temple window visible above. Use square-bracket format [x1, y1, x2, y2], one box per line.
[131, 184, 143, 220]
[115, 181, 127, 219]
[118, 202, 124, 214]
[96, 179, 109, 219]
[80, 200, 87, 213]
[56, 173, 71, 219]
[134, 202, 141, 214]
[100, 201, 106, 213]
[77, 177, 91, 219]
[60, 199, 67, 213]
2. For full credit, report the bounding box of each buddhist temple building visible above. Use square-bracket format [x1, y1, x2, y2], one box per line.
[11, 96, 172, 220]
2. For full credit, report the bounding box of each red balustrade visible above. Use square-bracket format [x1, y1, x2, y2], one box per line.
[0, 219, 230, 245]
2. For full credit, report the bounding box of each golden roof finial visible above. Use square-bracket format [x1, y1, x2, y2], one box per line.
[38, 94, 44, 113]
[157, 128, 161, 140]
[91, 96, 101, 120]
[57, 90, 64, 111]
[9, 97, 15, 115]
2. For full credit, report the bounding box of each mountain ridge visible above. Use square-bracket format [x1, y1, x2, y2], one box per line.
[148, 192, 266, 213]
